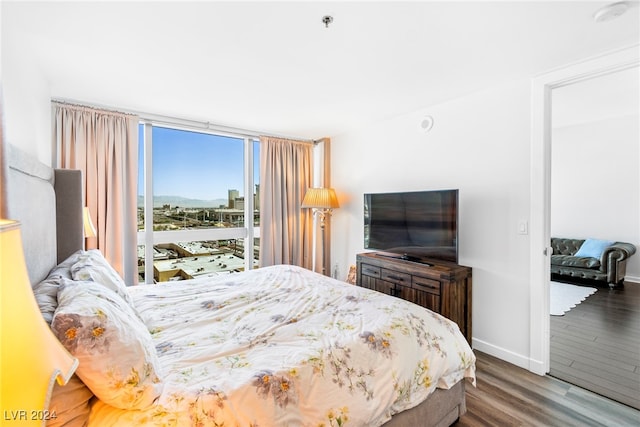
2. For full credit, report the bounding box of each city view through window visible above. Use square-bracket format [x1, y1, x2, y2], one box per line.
[137, 125, 260, 283]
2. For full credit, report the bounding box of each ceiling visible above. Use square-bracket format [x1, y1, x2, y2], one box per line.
[3, 1, 639, 139]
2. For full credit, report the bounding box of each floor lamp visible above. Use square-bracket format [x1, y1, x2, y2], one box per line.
[301, 188, 339, 275]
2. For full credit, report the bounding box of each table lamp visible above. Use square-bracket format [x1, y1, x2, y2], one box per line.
[0, 219, 78, 425]
[83, 206, 96, 251]
[83, 206, 96, 239]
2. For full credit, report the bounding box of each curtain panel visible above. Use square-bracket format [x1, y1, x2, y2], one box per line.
[53, 103, 138, 285]
[259, 136, 313, 269]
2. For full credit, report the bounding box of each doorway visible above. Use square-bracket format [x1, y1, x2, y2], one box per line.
[528, 45, 639, 377]
[548, 66, 639, 408]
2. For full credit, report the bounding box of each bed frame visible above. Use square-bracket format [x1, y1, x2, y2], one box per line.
[6, 143, 83, 284]
[5, 142, 467, 426]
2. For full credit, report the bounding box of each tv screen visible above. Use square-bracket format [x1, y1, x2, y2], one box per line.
[364, 189, 458, 263]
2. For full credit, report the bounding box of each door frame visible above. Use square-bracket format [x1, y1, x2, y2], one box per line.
[529, 44, 639, 375]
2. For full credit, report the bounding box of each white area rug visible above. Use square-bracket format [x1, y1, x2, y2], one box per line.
[550, 281, 597, 316]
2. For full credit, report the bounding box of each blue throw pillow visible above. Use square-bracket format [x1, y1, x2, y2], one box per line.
[574, 238, 615, 258]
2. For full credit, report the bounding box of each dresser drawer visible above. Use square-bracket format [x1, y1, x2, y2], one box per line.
[381, 269, 411, 286]
[360, 263, 381, 279]
[356, 252, 472, 345]
[412, 276, 440, 295]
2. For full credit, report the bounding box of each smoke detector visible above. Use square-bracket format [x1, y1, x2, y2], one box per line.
[419, 116, 434, 133]
[593, 2, 630, 23]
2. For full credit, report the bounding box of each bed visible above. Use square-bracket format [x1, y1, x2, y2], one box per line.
[6, 143, 475, 427]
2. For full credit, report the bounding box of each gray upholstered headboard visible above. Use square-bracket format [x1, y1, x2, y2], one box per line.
[6, 144, 84, 285]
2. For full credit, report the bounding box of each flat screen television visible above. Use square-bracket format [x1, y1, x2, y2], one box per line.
[364, 189, 458, 263]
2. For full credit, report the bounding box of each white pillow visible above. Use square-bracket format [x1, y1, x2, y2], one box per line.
[51, 279, 163, 410]
[70, 249, 136, 309]
[33, 250, 86, 324]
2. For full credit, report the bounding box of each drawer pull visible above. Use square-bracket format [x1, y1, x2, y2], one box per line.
[387, 275, 405, 282]
[415, 281, 438, 289]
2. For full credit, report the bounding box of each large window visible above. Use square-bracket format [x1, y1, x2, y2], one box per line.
[137, 124, 260, 284]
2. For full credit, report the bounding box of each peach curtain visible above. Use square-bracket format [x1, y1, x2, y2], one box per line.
[259, 136, 313, 269]
[53, 103, 138, 285]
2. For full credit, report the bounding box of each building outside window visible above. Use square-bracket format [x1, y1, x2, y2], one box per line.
[137, 124, 260, 283]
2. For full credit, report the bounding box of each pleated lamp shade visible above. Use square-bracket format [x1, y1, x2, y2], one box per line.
[0, 219, 78, 424]
[83, 207, 96, 238]
[301, 188, 339, 210]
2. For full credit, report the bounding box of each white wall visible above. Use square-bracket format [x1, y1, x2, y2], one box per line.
[1, 8, 52, 165]
[331, 78, 535, 368]
[551, 114, 640, 281]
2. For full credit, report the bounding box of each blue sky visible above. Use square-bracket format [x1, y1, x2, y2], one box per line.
[137, 125, 260, 201]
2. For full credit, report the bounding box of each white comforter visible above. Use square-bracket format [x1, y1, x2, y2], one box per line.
[89, 265, 475, 426]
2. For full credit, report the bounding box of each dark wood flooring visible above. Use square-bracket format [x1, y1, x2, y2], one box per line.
[549, 279, 640, 410]
[457, 351, 640, 426]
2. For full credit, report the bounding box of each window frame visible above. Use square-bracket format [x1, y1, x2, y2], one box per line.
[137, 121, 260, 284]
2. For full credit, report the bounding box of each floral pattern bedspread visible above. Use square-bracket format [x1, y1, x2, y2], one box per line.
[89, 265, 475, 426]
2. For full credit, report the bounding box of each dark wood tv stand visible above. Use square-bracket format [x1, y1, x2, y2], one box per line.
[356, 252, 472, 345]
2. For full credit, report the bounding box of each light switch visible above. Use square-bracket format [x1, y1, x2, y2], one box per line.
[518, 220, 528, 235]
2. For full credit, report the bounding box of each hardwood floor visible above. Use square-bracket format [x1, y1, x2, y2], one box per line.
[457, 351, 640, 426]
[549, 279, 640, 410]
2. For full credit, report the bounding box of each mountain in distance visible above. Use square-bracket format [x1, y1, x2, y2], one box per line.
[138, 195, 228, 208]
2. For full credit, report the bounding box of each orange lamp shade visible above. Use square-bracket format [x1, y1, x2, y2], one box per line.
[0, 219, 78, 425]
[301, 188, 339, 210]
[83, 207, 96, 238]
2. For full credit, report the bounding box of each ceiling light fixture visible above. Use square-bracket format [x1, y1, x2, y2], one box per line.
[322, 15, 333, 28]
[593, 1, 630, 23]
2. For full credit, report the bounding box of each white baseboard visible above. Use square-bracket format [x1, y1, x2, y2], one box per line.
[471, 338, 546, 374]
[625, 275, 639, 284]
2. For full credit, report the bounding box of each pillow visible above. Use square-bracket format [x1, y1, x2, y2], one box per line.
[33, 250, 86, 324]
[51, 279, 163, 410]
[32, 278, 61, 325]
[574, 238, 615, 259]
[70, 249, 136, 309]
[31, 251, 95, 425]
[50, 250, 86, 279]
[47, 374, 93, 427]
